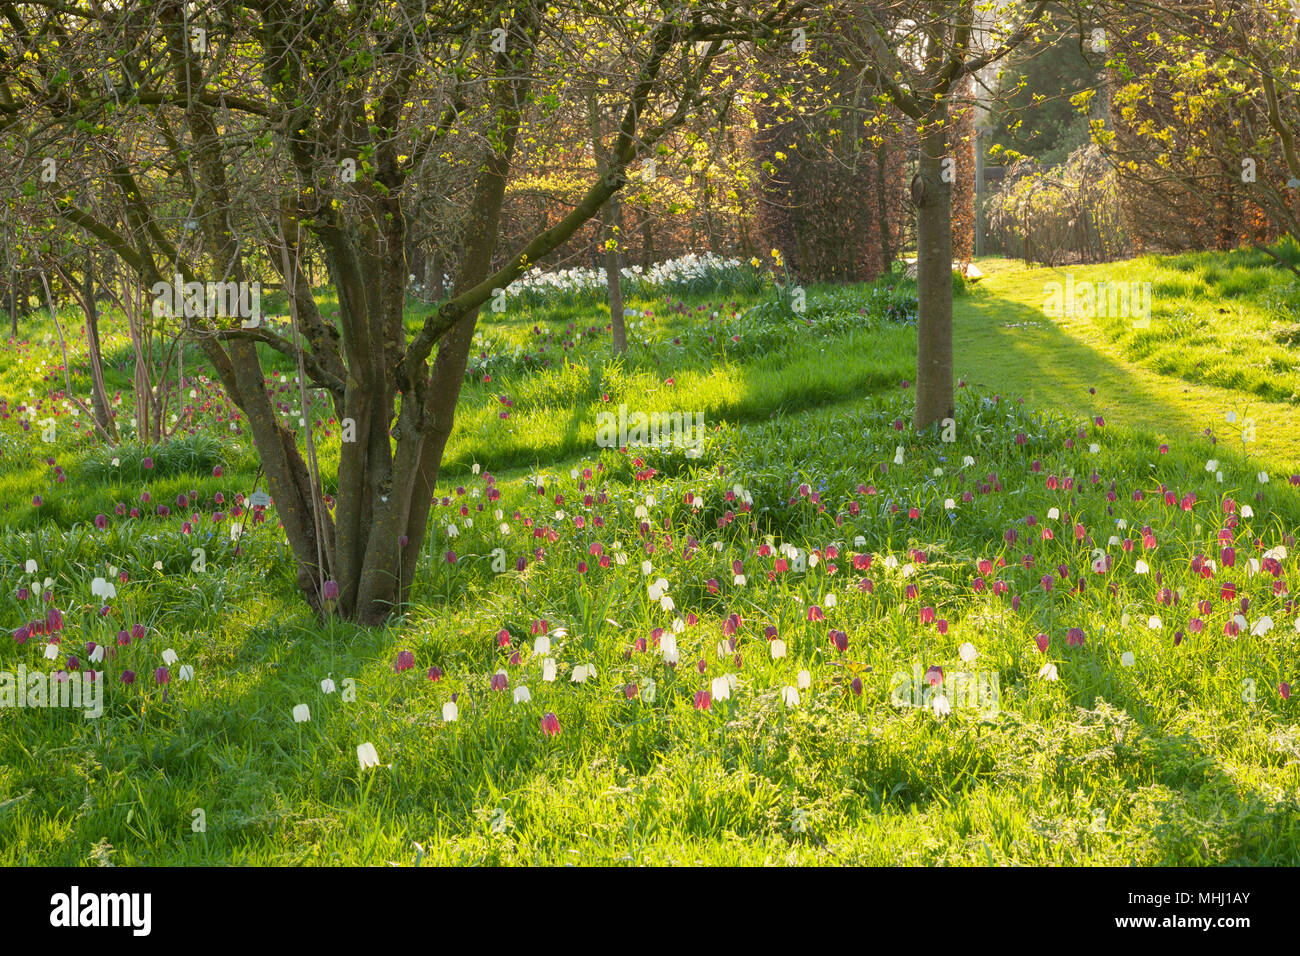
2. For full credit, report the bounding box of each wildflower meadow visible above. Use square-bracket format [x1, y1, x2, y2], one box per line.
[0, 0, 1296, 933]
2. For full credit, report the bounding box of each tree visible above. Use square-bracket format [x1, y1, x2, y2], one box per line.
[2, 0, 813, 625]
[1088, 0, 1297, 256]
[844, 0, 1050, 430]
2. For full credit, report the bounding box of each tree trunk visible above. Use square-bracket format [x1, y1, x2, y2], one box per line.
[424, 250, 444, 300]
[641, 217, 655, 270]
[913, 111, 955, 431]
[875, 140, 895, 275]
[603, 198, 627, 353]
[81, 264, 116, 438]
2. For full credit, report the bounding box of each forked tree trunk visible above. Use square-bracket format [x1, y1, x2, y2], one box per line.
[913, 111, 955, 431]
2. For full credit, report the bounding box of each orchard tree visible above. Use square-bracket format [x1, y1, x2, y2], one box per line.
[2, 0, 814, 624]
[844, 0, 1049, 431]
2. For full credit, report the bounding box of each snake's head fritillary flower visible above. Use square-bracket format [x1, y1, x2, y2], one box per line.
[541, 712, 561, 737]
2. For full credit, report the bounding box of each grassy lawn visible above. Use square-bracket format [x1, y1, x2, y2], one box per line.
[956, 254, 1300, 470]
[1, 253, 1299, 865]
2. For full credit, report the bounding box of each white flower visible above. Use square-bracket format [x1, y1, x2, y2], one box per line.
[571, 664, 593, 683]
[162, 648, 179, 665]
[321, 677, 337, 694]
[932, 694, 952, 717]
[797, 669, 811, 690]
[893, 446, 904, 465]
[90, 577, 116, 600]
[1134, 560, 1150, 574]
[445, 523, 458, 538]
[1226, 410, 1237, 424]
[89, 645, 105, 663]
[357, 742, 380, 768]
[442, 701, 459, 722]
[24, 559, 37, 574]
[672, 617, 685, 634]
[770, 639, 787, 660]
[1242, 505, 1254, 519]
[733, 573, 747, 586]
[1089, 443, 1100, 454]
[1258, 471, 1269, 484]
[1205, 459, 1218, 472]
[1047, 507, 1060, 520]
[533, 635, 550, 655]
[178, 664, 194, 682]
[472, 463, 481, 475]
[1216, 471, 1224, 483]
[292, 704, 311, 722]
[513, 685, 531, 704]
[782, 686, 800, 707]
[1038, 662, 1059, 681]
[1121, 651, 1135, 667]
[1250, 616, 1274, 636]
[44, 643, 59, 660]
[962, 455, 975, 467]
[958, 642, 977, 663]
[944, 498, 955, 510]
[1233, 614, 1248, 631]
[542, 658, 557, 682]
[711, 676, 732, 701]
[1147, 615, 1162, 630]
[641, 560, 653, 576]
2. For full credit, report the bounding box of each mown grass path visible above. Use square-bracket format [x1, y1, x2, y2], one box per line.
[955, 258, 1299, 471]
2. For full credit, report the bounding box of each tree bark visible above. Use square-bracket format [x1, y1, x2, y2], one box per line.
[603, 198, 627, 353]
[875, 139, 895, 275]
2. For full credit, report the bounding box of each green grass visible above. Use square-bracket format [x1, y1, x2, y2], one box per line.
[1, 255, 1298, 865]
